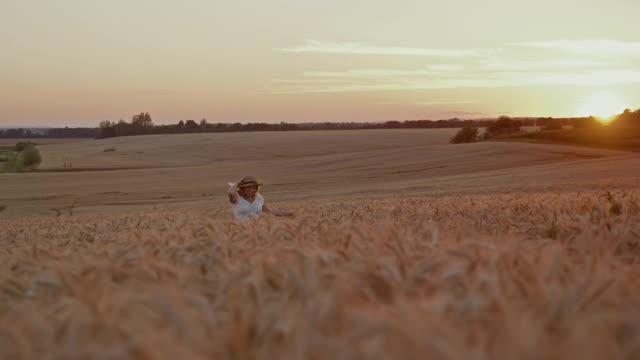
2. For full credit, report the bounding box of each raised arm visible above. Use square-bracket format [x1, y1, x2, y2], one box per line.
[227, 182, 238, 204]
[262, 204, 294, 217]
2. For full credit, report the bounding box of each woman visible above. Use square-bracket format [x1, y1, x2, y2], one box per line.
[227, 176, 294, 220]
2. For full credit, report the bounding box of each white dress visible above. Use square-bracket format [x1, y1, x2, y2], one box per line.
[231, 194, 264, 220]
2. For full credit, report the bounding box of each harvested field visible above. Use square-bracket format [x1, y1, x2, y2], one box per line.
[1, 130, 638, 217]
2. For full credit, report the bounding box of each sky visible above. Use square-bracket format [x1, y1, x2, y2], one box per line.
[1, 0, 639, 127]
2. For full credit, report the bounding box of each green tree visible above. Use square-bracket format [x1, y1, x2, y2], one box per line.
[132, 112, 153, 128]
[484, 116, 522, 139]
[185, 120, 199, 130]
[450, 126, 479, 144]
[22, 145, 41, 167]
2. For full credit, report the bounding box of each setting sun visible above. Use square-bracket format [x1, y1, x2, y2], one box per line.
[577, 90, 631, 122]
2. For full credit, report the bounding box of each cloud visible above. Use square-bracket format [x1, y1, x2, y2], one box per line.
[510, 69, 640, 86]
[416, 100, 480, 106]
[514, 40, 640, 56]
[480, 58, 612, 72]
[280, 40, 487, 57]
[378, 99, 480, 106]
[303, 68, 439, 79]
[270, 78, 507, 94]
[441, 110, 490, 117]
[273, 39, 640, 93]
[272, 68, 640, 93]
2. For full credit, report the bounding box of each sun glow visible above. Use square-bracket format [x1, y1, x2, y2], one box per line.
[577, 90, 631, 123]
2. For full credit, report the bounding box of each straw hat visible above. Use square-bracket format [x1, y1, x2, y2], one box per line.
[237, 176, 262, 188]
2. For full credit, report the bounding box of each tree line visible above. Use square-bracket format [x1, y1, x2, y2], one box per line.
[613, 108, 640, 129]
[0, 127, 97, 139]
[93, 114, 611, 140]
[450, 109, 640, 144]
[94, 114, 539, 139]
[0, 112, 621, 140]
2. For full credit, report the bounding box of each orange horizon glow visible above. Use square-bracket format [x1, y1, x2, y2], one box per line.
[576, 90, 632, 123]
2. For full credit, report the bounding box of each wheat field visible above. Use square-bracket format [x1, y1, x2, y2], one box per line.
[1, 189, 640, 359]
[1, 131, 640, 359]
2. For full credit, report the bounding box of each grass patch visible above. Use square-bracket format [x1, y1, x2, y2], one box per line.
[2, 152, 22, 173]
[0, 145, 12, 163]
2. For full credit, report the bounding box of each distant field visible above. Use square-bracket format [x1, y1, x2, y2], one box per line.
[0, 129, 638, 218]
[497, 127, 640, 152]
[0, 138, 87, 146]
